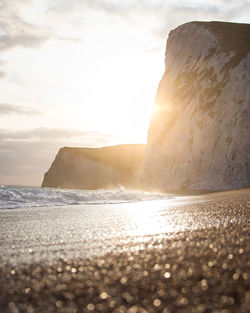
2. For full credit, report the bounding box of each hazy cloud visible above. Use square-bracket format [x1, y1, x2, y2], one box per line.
[0, 59, 9, 66]
[0, 127, 115, 148]
[1, 0, 248, 53]
[0, 103, 41, 115]
[0, 33, 48, 51]
[0, 1, 49, 51]
[0, 71, 8, 79]
[56, 36, 83, 44]
[224, 1, 250, 20]
[0, 0, 248, 53]
[45, 0, 250, 48]
[156, 4, 220, 35]
[0, 128, 86, 140]
[0, 58, 9, 79]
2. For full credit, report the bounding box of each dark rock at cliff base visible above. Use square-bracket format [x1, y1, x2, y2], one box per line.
[42, 144, 146, 190]
[141, 21, 250, 191]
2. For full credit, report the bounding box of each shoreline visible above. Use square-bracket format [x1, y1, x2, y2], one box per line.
[0, 189, 249, 312]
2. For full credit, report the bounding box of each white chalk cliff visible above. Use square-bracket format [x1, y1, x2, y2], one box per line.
[142, 21, 250, 191]
[42, 145, 146, 189]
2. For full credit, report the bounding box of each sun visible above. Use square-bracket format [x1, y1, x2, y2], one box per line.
[30, 39, 161, 143]
[72, 53, 155, 142]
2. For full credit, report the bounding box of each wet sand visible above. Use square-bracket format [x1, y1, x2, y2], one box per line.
[0, 189, 249, 313]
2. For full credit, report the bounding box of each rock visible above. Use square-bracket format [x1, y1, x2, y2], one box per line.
[42, 145, 146, 190]
[141, 21, 250, 191]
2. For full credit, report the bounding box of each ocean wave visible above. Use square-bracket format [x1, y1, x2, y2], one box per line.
[0, 186, 169, 209]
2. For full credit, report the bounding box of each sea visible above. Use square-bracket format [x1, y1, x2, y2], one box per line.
[0, 185, 170, 210]
[0, 185, 211, 265]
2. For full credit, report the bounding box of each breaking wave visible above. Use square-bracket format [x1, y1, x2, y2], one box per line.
[0, 185, 169, 209]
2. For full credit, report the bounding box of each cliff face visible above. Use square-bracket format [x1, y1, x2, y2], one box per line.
[42, 144, 146, 189]
[142, 21, 250, 191]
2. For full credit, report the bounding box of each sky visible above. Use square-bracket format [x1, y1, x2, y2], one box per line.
[0, 0, 249, 186]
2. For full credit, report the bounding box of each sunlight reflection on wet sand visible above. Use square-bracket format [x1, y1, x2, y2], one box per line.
[1, 197, 209, 265]
[127, 200, 175, 237]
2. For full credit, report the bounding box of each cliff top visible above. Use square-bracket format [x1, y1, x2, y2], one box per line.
[168, 21, 250, 65]
[56, 144, 146, 174]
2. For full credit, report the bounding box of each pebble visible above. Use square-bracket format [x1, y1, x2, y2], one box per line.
[0, 192, 249, 313]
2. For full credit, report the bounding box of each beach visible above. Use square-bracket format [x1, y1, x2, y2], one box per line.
[0, 189, 249, 312]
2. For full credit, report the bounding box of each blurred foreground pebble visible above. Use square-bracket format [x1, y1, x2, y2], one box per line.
[0, 193, 249, 313]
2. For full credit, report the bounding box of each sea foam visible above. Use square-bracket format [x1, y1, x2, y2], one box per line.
[0, 186, 169, 209]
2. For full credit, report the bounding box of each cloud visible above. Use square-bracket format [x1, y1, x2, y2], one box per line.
[0, 59, 9, 66]
[1, 0, 247, 54]
[0, 1, 49, 51]
[55, 36, 83, 44]
[0, 103, 41, 115]
[45, 0, 250, 52]
[0, 59, 9, 79]
[0, 0, 248, 53]
[0, 127, 113, 141]
[223, 1, 250, 20]
[0, 71, 8, 79]
[157, 3, 221, 33]
[0, 34, 48, 51]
